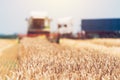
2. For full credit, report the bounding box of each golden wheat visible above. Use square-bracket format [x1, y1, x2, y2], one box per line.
[1, 38, 118, 80]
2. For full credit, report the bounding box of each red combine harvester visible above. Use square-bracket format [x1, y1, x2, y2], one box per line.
[21, 12, 60, 43]
[27, 12, 50, 37]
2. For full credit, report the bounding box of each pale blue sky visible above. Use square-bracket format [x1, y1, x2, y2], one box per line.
[0, 0, 120, 34]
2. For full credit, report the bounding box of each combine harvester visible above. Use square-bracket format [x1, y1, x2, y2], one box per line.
[81, 18, 120, 38]
[22, 11, 61, 43]
[26, 11, 51, 38]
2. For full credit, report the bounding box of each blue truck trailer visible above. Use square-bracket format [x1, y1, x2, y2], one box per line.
[81, 18, 120, 38]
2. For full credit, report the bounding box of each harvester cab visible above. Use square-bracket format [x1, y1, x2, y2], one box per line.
[27, 12, 51, 37]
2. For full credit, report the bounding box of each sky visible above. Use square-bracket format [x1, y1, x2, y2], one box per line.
[0, 0, 120, 34]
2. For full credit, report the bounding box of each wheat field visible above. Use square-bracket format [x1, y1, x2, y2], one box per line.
[0, 38, 120, 80]
[0, 39, 18, 79]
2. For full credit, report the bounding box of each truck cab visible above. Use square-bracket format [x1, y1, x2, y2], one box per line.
[57, 17, 73, 38]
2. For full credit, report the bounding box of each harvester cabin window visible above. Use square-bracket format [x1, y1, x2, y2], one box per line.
[58, 24, 62, 28]
[64, 24, 67, 27]
[32, 19, 44, 29]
